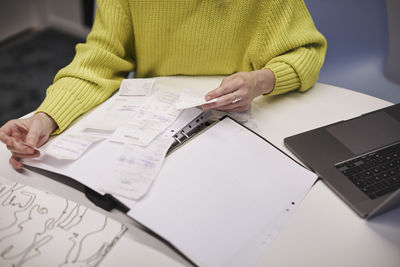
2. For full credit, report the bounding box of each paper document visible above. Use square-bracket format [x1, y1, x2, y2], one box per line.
[175, 87, 217, 110]
[100, 134, 174, 200]
[119, 78, 155, 96]
[46, 134, 104, 160]
[110, 88, 181, 146]
[0, 177, 126, 267]
[85, 96, 143, 132]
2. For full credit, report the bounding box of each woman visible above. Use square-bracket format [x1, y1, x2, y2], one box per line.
[0, 0, 327, 169]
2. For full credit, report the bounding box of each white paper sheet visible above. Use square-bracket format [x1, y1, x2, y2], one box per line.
[175, 87, 217, 110]
[0, 177, 126, 267]
[128, 117, 318, 267]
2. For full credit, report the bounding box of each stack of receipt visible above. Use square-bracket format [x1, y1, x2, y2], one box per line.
[30, 78, 208, 200]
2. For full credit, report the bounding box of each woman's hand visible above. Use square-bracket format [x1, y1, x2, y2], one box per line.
[0, 112, 57, 169]
[202, 69, 275, 112]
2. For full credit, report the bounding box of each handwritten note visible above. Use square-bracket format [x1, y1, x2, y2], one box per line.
[99, 134, 174, 200]
[46, 134, 104, 160]
[175, 88, 217, 110]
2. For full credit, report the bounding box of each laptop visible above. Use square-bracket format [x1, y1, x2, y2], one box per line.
[284, 103, 400, 219]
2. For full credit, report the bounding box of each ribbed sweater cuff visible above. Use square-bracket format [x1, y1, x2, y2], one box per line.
[264, 62, 300, 96]
[36, 79, 95, 135]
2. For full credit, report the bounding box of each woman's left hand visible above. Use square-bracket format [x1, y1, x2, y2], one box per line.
[202, 69, 275, 112]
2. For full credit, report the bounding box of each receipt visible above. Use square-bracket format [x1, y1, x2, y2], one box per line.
[99, 134, 174, 200]
[119, 78, 155, 96]
[175, 87, 217, 110]
[46, 134, 104, 160]
[85, 96, 142, 132]
[110, 88, 181, 146]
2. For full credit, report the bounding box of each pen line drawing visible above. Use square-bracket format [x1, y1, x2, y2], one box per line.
[0, 181, 127, 267]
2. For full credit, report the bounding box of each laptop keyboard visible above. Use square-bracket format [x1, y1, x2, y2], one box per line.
[335, 142, 400, 199]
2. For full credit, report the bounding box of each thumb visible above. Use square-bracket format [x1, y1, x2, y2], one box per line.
[0, 131, 10, 144]
[205, 88, 220, 101]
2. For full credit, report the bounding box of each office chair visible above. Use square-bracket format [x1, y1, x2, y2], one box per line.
[304, 0, 400, 103]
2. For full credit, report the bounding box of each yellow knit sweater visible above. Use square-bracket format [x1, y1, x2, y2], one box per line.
[37, 0, 327, 133]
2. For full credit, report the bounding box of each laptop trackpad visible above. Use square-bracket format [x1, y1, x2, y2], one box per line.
[327, 111, 400, 155]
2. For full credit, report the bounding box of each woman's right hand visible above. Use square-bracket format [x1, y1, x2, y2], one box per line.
[0, 112, 57, 169]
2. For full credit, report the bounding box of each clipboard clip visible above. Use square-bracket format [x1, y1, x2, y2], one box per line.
[84, 187, 130, 213]
[168, 110, 214, 154]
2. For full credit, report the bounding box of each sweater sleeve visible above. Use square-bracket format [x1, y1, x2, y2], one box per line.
[36, 0, 135, 134]
[256, 0, 327, 95]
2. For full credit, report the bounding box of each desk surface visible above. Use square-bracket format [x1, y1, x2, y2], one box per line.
[0, 77, 399, 267]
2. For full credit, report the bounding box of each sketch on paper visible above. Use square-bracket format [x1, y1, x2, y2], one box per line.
[0, 179, 127, 267]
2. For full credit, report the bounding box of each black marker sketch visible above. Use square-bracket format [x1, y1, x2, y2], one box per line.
[0, 181, 127, 267]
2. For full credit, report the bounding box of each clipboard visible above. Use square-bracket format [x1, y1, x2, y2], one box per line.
[126, 115, 317, 267]
[24, 109, 317, 267]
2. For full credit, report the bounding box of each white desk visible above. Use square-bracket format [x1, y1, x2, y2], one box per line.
[0, 77, 399, 267]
